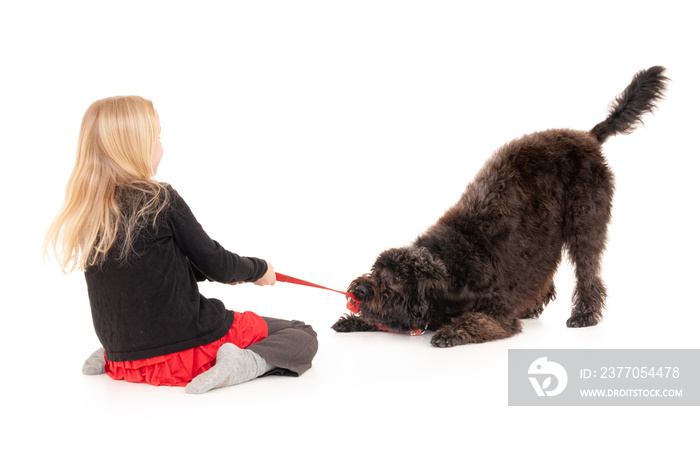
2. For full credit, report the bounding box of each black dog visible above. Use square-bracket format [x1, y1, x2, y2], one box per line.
[333, 67, 668, 347]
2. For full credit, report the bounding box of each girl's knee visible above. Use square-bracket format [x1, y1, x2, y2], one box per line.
[290, 320, 317, 338]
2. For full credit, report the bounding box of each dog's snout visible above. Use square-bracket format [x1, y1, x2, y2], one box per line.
[354, 284, 369, 300]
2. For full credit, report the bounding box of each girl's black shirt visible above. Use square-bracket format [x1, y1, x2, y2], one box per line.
[85, 185, 268, 362]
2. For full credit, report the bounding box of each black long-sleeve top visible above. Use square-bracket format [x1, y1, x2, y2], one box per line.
[85, 185, 268, 362]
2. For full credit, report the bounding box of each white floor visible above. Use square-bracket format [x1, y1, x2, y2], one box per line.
[17, 263, 697, 462]
[3, 1, 699, 462]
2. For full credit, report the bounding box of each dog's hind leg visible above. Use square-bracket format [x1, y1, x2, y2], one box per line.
[567, 251, 607, 328]
[520, 281, 557, 319]
[564, 166, 613, 328]
[431, 312, 522, 347]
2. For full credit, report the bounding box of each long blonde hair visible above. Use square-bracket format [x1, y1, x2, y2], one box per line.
[44, 96, 169, 272]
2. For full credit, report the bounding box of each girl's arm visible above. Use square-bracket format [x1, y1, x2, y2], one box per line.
[168, 188, 269, 284]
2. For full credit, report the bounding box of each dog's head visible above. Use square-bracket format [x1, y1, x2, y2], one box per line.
[348, 246, 449, 332]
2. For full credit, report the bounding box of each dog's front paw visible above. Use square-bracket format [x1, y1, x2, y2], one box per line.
[431, 327, 472, 348]
[332, 314, 380, 333]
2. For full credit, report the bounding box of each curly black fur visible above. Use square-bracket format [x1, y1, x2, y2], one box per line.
[333, 66, 668, 347]
[591, 66, 668, 143]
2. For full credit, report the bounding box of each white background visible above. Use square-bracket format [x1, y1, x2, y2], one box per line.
[2, 0, 698, 461]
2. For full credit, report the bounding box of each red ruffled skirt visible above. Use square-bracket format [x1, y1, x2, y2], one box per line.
[104, 311, 268, 387]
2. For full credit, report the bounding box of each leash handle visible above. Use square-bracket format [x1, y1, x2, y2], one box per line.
[275, 272, 360, 314]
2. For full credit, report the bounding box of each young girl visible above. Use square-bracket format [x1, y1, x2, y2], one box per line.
[45, 96, 318, 394]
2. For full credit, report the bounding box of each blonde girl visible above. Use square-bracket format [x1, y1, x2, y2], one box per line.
[45, 96, 317, 393]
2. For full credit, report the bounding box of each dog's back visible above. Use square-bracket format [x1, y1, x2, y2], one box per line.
[426, 128, 607, 313]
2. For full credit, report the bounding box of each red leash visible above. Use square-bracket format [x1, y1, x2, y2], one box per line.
[275, 272, 361, 314]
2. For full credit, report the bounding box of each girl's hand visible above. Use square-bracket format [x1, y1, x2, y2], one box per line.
[228, 261, 276, 286]
[253, 261, 276, 286]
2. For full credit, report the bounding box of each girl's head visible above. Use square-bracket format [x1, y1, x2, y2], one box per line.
[45, 96, 169, 272]
[79, 96, 163, 180]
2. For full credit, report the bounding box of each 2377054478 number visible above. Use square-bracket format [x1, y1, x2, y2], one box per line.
[599, 367, 680, 379]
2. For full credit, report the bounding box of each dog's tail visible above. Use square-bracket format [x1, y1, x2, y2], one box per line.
[590, 66, 668, 144]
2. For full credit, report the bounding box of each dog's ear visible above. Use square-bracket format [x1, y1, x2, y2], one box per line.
[418, 276, 449, 299]
[411, 247, 449, 298]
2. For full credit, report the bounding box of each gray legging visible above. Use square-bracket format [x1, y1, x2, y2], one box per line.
[247, 317, 318, 377]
